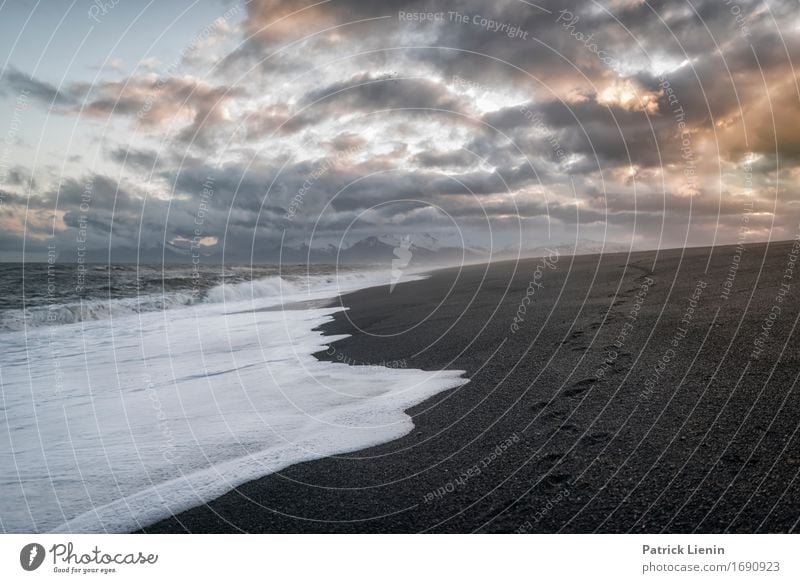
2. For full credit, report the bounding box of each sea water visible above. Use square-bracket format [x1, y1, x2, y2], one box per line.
[0, 264, 467, 532]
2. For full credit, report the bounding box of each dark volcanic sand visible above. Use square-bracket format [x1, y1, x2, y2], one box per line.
[141, 241, 800, 533]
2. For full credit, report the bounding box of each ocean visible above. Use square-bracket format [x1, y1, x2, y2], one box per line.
[0, 263, 467, 533]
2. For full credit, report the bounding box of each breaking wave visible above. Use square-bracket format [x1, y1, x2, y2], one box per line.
[0, 270, 422, 331]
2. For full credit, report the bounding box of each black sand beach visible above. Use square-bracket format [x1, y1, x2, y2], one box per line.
[142, 240, 800, 533]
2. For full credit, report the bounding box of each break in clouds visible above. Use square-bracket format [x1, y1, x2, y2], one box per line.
[0, 0, 798, 262]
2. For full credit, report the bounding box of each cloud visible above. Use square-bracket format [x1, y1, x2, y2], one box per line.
[0, 66, 76, 106]
[3, 0, 800, 259]
[108, 147, 163, 172]
[303, 72, 465, 112]
[323, 132, 368, 152]
[76, 75, 246, 146]
[412, 148, 475, 169]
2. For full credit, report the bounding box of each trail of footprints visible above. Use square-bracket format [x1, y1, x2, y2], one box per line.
[526, 263, 652, 487]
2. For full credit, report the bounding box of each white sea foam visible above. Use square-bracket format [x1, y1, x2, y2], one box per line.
[0, 270, 466, 533]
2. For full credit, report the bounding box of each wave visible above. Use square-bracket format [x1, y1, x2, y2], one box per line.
[202, 275, 300, 304]
[0, 292, 198, 331]
[0, 270, 423, 331]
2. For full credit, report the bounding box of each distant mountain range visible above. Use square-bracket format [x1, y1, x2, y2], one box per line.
[58, 236, 637, 265]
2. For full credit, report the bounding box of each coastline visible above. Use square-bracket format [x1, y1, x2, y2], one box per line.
[141, 241, 800, 533]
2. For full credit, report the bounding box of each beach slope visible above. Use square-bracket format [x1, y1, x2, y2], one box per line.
[142, 241, 800, 533]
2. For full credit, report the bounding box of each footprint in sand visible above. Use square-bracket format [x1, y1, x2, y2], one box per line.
[564, 378, 595, 398]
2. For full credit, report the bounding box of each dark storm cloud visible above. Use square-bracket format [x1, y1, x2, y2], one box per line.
[241, 103, 317, 138]
[3, 174, 136, 214]
[3, 166, 37, 190]
[412, 148, 475, 169]
[108, 147, 163, 173]
[301, 73, 468, 117]
[0, 66, 77, 106]
[482, 99, 666, 170]
[2, 70, 245, 147]
[3, 0, 799, 259]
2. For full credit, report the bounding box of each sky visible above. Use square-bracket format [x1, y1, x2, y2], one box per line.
[0, 0, 798, 262]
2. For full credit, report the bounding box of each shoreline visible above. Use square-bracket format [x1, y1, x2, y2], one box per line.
[141, 241, 800, 533]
